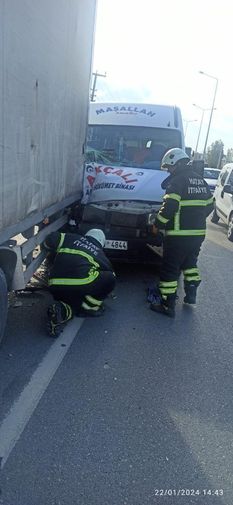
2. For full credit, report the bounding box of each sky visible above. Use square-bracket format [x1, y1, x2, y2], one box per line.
[91, 0, 233, 154]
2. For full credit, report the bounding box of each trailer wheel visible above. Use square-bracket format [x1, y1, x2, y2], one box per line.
[0, 268, 8, 345]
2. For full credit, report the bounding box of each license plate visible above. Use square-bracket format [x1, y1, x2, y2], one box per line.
[105, 240, 128, 250]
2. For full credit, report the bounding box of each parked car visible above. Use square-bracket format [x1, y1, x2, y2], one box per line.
[211, 163, 233, 241]
[204, 167, 221, 194]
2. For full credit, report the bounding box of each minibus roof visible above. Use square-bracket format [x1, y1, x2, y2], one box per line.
[89, 103, 183, 129]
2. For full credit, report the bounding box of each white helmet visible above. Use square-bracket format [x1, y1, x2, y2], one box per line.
[161, 148, 190, 170]
[85, 228, 106, 247]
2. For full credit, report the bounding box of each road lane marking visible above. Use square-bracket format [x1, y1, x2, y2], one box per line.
[0, 317, 83, 469]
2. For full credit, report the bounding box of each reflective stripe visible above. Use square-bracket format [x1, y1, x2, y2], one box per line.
[166, 229, 206, 236]
[157, 214, 169, 224]
[185, 275, 201, 282]
[183, 268, 199, 275]
[159, 281, 178, 288]
[180, 199, 213, 207]
[174, 207, 180, 231]
[183, 268, 201, 282]
[57, 233, 65, 250]
[159, 280, 178, 295]
[61, 302, 73, 320]
[85, 295, 102, 306]
[180, 200, 206, 207]
[49, 249, 100, 286]
[164, 193, 181, 202]
[81, 301, 100, 311]
[48, 270, 99, 286]
[206, 197, 214, 205]
[58, 248, 99, 267]
[160, 287, 177, 295]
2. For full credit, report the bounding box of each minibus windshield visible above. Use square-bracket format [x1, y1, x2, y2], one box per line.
[86, 125, 182, 170]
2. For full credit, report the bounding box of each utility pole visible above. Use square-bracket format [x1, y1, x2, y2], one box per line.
[90, 70, 106, 101]
[199, 71, 218, 158]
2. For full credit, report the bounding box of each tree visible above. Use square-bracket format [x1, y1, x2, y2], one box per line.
[206, 140, 224, 168]
[226, 148, 233, 163]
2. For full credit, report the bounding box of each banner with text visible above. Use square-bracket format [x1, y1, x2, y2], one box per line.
[82, 163, 166, 204]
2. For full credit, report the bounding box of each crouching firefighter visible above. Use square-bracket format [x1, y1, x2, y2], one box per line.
[150, 148, 213, 318]
[44, 229, 116, 336]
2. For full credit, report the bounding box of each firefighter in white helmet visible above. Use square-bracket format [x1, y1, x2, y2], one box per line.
[44, 229, 116, 336]
[150, 148, 213, 317]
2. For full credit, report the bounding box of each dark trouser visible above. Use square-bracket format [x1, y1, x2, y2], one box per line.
[159, 236, 204, 302]
[50, 271, 116, 315]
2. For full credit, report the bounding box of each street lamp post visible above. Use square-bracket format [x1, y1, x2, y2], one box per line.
[199, 71, 218, 158]
[183, 119, 197, 138]
[193, 103, 216, 155]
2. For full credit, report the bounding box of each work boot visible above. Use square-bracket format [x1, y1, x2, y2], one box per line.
[183, 283, 197, 305]
[47, 301, 73, 337]
[150, 294, 176, 318]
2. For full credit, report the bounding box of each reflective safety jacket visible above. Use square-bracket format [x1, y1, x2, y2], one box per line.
[44, 232, 115, 287]
[155, 165, 214, 237]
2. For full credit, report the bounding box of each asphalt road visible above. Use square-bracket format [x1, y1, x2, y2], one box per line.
[0, 219, 233, 505]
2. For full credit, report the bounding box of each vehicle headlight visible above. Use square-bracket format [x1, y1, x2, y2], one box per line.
[147, 212, 156, 225]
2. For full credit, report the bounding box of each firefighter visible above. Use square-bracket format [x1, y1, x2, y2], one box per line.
[150, 148, 213, 317]
[44, 229, 116, 336]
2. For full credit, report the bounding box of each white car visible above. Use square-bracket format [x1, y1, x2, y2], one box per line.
[204, 167, 221, 194]
[211, 163, 233, 241]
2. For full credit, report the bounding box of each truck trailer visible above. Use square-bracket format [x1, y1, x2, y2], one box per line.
[0, 0, 97, 343]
